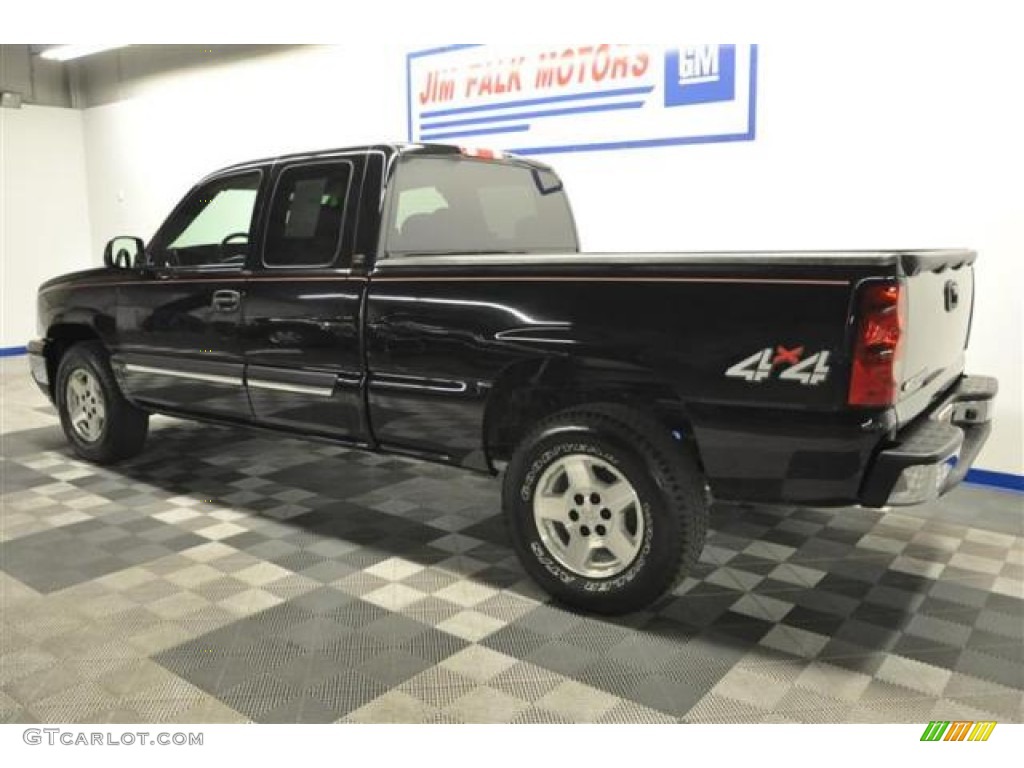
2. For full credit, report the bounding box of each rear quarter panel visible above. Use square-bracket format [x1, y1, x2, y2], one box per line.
[368, 269, 858, 407]
[364, 255, 893, 502]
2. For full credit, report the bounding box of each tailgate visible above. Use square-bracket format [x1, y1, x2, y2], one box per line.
[895, 250, 976, 423]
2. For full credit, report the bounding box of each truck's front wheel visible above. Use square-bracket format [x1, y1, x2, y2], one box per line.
[56, 342, 149, 464]
[502, 404, 708, 615]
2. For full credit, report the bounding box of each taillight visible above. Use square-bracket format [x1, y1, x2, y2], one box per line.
[849, 281, 905, 406]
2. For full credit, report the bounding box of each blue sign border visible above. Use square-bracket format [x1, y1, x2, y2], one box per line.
[406, 44, 758, 156]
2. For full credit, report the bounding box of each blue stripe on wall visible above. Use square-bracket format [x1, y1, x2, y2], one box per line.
[420, 124, 531, 141]
[0, 346, 27, 358]
[965, 468, 1024, 493]
[420, 86, 656, 119]
[421, 100, 646, 132]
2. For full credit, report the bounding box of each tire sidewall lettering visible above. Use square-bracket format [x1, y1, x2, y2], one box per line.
[517, 436, 656, 595]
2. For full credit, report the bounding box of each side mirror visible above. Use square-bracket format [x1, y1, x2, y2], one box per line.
[103, 236, 145, 269]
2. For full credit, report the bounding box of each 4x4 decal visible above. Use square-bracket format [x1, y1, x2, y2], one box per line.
[726, 346, 831, 385]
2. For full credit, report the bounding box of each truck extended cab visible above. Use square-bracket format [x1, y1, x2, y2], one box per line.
[29, 143, 997, 613]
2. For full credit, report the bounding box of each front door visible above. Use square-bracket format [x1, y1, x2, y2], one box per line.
[114, 169, 264, 421]
[242, 156, 368, 441]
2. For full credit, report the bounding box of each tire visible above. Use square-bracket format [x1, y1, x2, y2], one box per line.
[502, 403, 708, 615]
[55, 341, 149, 464]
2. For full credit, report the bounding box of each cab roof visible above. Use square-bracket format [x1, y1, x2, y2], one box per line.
[206, 142, 555, 183]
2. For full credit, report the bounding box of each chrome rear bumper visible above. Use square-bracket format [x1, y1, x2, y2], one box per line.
[860, 375, 997, 507]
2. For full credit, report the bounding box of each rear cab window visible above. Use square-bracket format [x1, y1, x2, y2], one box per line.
[383, 155, 579, 257]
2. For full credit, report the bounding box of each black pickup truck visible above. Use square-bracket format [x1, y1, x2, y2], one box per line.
[29, 143, 997, 613]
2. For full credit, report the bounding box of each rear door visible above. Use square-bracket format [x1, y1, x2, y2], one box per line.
[115, 169, 264, 420]
[241, 154, 368, 442]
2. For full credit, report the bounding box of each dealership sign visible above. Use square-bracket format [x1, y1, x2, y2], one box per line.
[406, 44, 757, 155]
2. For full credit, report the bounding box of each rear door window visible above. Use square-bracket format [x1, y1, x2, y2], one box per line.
[263, 161, 354, 268]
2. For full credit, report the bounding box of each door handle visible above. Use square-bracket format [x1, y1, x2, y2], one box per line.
[212, 290, 241, 312]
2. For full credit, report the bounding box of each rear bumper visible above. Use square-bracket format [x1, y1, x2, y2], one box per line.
[26, 338, 52, 401]
[859, 374, 997, 507]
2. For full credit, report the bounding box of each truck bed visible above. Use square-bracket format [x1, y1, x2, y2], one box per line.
[369, 247, 977, 503]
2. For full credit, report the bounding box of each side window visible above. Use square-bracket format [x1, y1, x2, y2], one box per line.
[152, 171, 261, 269]
[264, 162, 353, 268]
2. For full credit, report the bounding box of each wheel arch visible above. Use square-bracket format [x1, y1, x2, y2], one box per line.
[43, 323, 103, 398]
[482, 355, 704, 470]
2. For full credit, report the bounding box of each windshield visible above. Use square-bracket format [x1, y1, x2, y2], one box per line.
[385, 156, 578, 256]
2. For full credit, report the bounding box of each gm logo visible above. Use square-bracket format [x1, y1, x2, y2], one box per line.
[664, 45, 736, 107]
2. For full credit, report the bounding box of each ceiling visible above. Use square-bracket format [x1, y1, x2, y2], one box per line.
[1, 45, 305, 109]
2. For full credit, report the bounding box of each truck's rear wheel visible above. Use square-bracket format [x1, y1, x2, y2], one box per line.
[502, 404, 709, 615]
[56, 342, 149, 464]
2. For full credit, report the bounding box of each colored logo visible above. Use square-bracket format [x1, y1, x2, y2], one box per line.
[664, 45, 736, 107]
[725, 346, 831, 385]
[920, 721, 997, 742]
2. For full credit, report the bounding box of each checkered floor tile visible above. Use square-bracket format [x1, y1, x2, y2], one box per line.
[1, 362, 1022, 723]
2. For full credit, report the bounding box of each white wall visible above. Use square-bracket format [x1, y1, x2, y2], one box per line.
[0, 105, 93, 349]
[80, 47, 407, 258]
[75, 43, 1024, 476]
